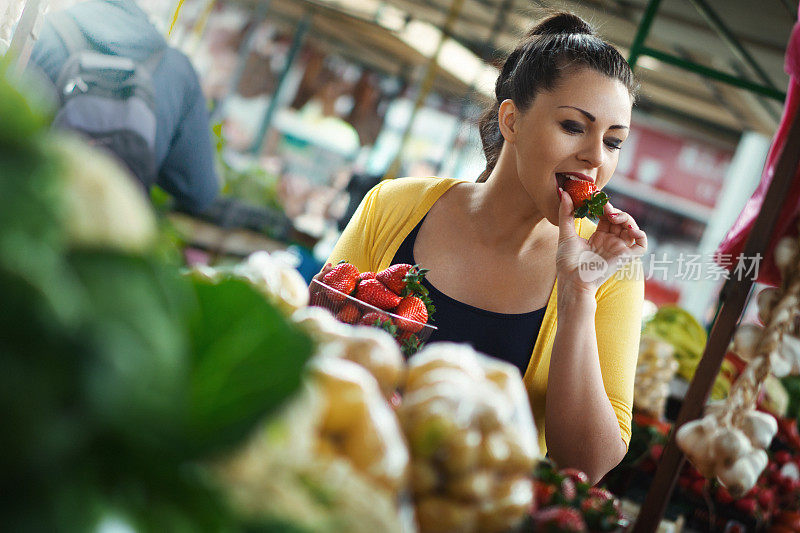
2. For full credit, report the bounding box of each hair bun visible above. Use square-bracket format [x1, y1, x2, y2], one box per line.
[528, 12, 595, 37]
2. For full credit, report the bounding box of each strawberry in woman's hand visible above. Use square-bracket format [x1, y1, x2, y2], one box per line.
[562, 177, 608, 219]
[354, 279, 402, 310]
[322, 261, 360, 301]
[394, 295, 428, 332]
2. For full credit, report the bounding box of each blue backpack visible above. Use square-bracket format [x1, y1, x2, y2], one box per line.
[49, 14, 164, 188]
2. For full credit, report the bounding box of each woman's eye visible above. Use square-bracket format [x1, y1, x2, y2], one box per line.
[604, 138, 623, 150]
[560, 120, 583, 134]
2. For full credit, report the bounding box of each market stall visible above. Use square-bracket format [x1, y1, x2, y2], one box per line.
[5, 0, 800, 531]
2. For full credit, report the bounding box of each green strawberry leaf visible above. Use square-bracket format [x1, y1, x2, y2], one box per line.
[401, 334, 424, 357]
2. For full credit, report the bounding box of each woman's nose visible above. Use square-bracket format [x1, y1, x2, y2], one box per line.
[578, 140, 604, 168]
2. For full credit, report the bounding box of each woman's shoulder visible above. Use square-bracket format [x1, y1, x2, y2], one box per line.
[372, 176, 465, 198]
[365, 176, 467, 215]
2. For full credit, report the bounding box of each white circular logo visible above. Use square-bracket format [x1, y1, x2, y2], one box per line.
[578, 251, 608, 283]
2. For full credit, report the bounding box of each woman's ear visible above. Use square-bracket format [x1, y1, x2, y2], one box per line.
[498, 99, 519, 143]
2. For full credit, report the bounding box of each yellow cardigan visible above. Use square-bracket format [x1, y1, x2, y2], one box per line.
[328, 176, 643, 454]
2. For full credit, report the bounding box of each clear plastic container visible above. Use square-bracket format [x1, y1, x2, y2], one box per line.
[310, 279, 437, 350]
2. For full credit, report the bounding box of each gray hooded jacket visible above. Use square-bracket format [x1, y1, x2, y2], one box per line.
[30, 0, 219, 213]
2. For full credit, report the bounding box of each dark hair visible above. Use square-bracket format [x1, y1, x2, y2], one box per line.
[476, 12, 637, 182]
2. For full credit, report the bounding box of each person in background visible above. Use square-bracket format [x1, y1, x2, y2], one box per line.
[28, 0, 219, 214]
[314, 12, 647, 484]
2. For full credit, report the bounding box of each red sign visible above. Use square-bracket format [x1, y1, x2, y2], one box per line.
[616, 123, 734, 208]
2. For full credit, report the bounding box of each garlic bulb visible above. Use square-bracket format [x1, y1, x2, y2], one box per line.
[774, 236, 800, 276]
[634, 336, 678, 418]
[769, 350, 793, 378]
[780, 334, 800, 374]
[739, 410, 778, 450]
[780, 462, 800, 481]
[713, 428, 752, 468]
[717, 449, 768, 498]
[676, 416, 720, 477]
[757, 288, 781, 324]
[704, 400, 726, 418]
[732, 324, 764, 360]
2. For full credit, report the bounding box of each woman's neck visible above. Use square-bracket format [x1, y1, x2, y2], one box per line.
[468, 162, 556, 255]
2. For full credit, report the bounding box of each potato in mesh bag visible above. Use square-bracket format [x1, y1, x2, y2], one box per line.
[294, 307, 405, 399]
[309, 357, 409, 494]
[399, 343, 539, 533]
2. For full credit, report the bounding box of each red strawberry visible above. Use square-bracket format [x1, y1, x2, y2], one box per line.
[360, 311, 391, 326]
[588, 487, 613, 501]
[561, 176, 608, 219]
[775, 450, 792, 465]
[357, 271, 376, 282]
[716, 485, 734, 505]
[534, 480, 556, 508]
[580, 495, 605, 513]
[650, 444, 664, 461]
[533, 506, 586, 532]
[757, 487, 775, 510]
[336, 303, 361, 324]
[734, 496, 758, 514]
[689, 478, 706, 497]
[559, 468, 589, 485]
[394, 295, 428, 332]
[376, 264, 413, 295]
[354, 279, 402, 310]
[559, 478, 576, 502]
[322, 262, 360, 301]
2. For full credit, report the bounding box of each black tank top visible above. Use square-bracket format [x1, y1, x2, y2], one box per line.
[391, 215, 546, 376]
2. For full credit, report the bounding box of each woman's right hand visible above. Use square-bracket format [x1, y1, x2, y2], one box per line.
[309, 262, 334, 299]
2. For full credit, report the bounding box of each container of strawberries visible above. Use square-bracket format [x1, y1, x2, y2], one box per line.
[311, 261, 437, 355]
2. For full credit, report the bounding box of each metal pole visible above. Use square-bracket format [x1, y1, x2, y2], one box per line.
[7, 0, 45, 74]
[687, 0, 778, 92]
[639, 46, 786, 101]
[439, 0, 511, 176]
[167, 0, 186, 38]
[249, 12, 312, 156]
[210, 0, 271, 123]
[383, 0, 465, 180]
[632, 103, 800, 533]
[627, 0, 663, 70]
[189, 0, 218, 42]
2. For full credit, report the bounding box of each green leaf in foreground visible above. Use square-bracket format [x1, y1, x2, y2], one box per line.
[188, 278, 314, 454]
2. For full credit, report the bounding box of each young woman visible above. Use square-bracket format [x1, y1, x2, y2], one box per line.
[316, 12, 647, 483]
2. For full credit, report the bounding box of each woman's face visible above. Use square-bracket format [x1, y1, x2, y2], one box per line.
[502, 67, 632, 223]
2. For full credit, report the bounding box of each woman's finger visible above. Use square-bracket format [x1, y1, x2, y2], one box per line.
[620, 225, 647, 252]
[603, 202, 631, 226]
[313, 262, 333, 280]
[310, 263, 334, 295]
[557, 188, 579, 242]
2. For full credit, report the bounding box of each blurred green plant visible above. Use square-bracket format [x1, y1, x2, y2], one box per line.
[212, 122, 284, 212]
[0, 63, 314, 531]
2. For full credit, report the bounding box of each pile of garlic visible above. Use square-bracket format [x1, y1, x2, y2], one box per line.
[677, 233, 800, 497]
[634, 335, 679, 419]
